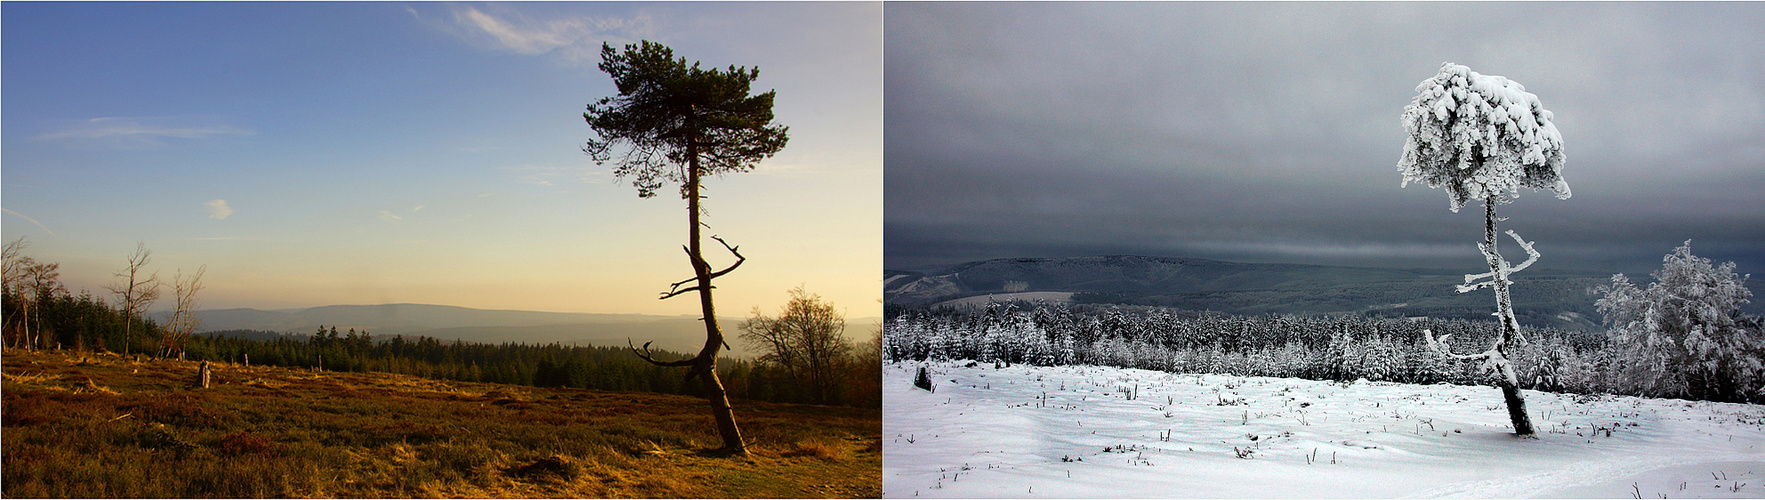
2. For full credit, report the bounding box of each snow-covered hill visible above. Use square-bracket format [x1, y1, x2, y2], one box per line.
[883, 362, 1765, 498]
[884, 255, 1610, 329]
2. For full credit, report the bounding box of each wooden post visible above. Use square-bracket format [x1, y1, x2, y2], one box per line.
[244, 353, 249, 367]
[199, 361, 211, 389]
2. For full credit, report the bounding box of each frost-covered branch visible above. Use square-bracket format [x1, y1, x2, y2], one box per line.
[1455, 230, 1539, 294]
[1422, 329, 1519, 386]
[1423, 329, 1489, 361]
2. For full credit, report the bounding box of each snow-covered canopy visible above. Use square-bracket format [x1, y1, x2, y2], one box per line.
[1399, 62, 1570, 212]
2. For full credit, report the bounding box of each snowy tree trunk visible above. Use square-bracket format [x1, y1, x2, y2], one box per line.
[1482, 199, 1536, 437]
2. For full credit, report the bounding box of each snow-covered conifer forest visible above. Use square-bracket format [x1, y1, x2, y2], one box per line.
[885, 286, 1762, 404]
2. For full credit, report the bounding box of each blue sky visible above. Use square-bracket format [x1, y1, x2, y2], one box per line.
[3, 2, 882, 318]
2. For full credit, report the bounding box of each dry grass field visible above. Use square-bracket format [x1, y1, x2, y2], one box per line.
[1, 348, 880, 498]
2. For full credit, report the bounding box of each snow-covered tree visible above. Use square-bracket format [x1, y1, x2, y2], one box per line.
[1400, 62, 1569, 437]
[1594, 241, 1762, 402]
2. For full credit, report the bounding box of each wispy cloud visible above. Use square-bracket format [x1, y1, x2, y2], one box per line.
[205, 199, 234, 220]
[35, 116, 252, 147]
[437, 6, 653, 64]
[2, 208, 55, 236]
[378, 210, 404, 222]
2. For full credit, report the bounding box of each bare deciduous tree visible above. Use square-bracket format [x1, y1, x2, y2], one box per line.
[22, 260, 65, 351]
[740, 287, 852, 404]
[3, 237, 32, 347]
[107, 242, 161, 357]
[2, 237, 27, 291]
[163, 265, 206, 359]
[3, 237, 66, 351]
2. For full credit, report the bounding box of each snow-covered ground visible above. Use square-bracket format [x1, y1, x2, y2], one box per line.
[884, 361, 1765, 498]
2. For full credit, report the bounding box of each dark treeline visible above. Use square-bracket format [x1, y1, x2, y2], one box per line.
[3, 289, 154, 355]
[185, 327, 879, 407]
[190, 327, 700, 395]
[884, 301, 1758, 404]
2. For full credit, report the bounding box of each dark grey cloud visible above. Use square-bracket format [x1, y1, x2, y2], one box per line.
[886, 2, 1765, 276]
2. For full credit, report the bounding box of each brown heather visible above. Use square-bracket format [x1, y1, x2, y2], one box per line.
[1, 348, 880, 498]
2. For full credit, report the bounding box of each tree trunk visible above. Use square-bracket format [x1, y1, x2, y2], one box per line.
[686, 142, 747, 455]
[199, 361, 211, 389]
[1484, 199, 1537, 437]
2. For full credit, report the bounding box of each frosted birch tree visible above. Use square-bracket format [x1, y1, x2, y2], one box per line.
[1399, 62, 1569, 437]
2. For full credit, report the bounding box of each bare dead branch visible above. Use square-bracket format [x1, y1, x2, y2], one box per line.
[707, 235, 744, 279]
[658, 285, 710, 300]
[667, 273, 697, 291]
[658, 237, 741, 300]
[629, 339, 698, 367]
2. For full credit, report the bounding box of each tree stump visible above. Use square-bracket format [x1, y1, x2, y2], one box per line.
[198, 361, 211, 389]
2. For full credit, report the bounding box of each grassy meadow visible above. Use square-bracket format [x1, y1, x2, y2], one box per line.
[1, 348, 880, 498]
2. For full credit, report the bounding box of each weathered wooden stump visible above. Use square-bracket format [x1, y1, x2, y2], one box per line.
[198, 361, 211, 389]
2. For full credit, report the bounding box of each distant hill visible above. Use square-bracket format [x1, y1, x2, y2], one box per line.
[886, 255, 1608, 330]
[175, 303, 881, 359]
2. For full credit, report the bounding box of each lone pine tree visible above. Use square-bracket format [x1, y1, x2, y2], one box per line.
[584, 40, 788, 455]
[1398, 62, 1570, 437]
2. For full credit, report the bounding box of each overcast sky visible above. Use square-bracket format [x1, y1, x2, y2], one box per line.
[4, 2, 882, 317]
[886, 2, 1764, 277]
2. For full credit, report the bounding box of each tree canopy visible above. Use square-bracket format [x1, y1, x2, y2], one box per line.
[1398, 62, 1569, 212]
[583, 40, 789, 199]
